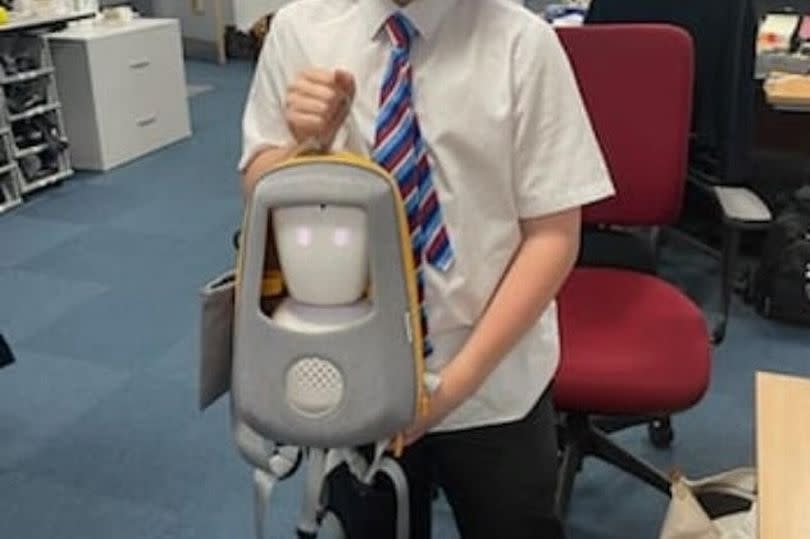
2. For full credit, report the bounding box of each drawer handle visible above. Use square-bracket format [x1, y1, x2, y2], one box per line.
[129, 58, 151, 69]
[137, 114, 157, 127]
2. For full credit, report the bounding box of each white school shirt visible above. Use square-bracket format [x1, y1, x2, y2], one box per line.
[239, 0, 615, 432]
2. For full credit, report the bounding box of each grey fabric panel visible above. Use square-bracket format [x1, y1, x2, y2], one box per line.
[198, 269, 236, 410]
[233, 162, 418, 448]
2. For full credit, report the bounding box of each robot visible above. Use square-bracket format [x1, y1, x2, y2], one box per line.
[201, 153, 432, 538]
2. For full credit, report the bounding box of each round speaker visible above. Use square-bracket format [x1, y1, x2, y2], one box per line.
[285, 357, 345, 417]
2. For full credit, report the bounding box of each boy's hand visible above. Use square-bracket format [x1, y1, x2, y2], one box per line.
[286, 68, 355, 150]
[401, 370, 466, 446]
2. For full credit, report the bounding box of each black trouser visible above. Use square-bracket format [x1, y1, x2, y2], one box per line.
[327, 386, 564, 539]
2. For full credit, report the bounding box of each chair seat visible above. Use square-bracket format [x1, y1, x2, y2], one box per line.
[554, 267, 711, 415]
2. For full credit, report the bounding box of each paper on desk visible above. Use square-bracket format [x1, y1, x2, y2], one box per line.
[758, 14, 801, 54]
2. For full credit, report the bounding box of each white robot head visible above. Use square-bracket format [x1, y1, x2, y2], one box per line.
[272, 204, 369, 306]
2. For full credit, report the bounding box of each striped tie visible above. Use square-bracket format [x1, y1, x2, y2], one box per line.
[373, 13, 454, 357]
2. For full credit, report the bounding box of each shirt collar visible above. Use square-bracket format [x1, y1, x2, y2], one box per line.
[362, 0, 458, 43]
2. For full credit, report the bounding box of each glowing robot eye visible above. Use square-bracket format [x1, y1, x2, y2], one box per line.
[333, 227, 350, 247]
[296, 227, 312, 247]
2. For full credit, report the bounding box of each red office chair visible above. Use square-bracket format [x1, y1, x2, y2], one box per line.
[552, 25, 711, 515]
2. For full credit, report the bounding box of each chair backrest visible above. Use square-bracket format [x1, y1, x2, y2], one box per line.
[557, 24, 694, 225]
[585, 0, 757, 184]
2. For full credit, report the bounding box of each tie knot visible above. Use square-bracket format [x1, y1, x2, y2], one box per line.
[384, 12, 417, 50]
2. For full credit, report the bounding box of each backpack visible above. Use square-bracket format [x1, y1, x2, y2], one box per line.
[750, 185, 810, 326]
[200, 153, 427, 539]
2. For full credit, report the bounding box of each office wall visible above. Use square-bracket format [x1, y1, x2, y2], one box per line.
[232, 0, 294, 30]
[151, 0, 226, 63]
[152, 0, 218, 43]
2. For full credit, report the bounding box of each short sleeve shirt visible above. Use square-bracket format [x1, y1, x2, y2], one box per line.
[240, 0, 615, 432]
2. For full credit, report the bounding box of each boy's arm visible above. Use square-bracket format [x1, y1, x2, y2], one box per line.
[241, 144, 298, 197]
[238, 4, 354, 197]
[404, 208, 580, 443]
[440, 208, 580, 400]
[240, 69, 355, 198]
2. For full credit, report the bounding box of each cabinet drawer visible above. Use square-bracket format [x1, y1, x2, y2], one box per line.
[85, 22, 190, 168]
[86, 26, 166, 107]
[130, 26, 191, 152]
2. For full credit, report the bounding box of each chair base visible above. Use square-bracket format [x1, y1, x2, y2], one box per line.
[593, 415, 675, 449]
[554, 413, 672, 518]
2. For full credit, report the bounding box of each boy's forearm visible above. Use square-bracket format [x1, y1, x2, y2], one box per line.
[438, 208, 581, 408]
[241, 144, 297, 197]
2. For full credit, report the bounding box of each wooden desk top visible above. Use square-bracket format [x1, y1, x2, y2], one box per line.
[756, 371, 810, 539]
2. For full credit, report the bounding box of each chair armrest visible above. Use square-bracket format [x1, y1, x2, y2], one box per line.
[713, 186, 773, 226]
[712, 188, 771, 344]
[684, 170, 773, 344]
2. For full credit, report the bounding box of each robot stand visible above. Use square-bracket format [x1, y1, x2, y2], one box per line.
[249, 440, 410, 539]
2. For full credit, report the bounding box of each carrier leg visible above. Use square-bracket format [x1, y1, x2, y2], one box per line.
[378, 457, 410, 539]
[297, 449, 329, 537]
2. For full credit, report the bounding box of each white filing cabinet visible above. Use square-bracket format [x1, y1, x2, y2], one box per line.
[47, 18, 191, 170]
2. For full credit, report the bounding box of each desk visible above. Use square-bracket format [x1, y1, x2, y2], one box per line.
[756, 371, 810, 539]
[0, 10, 95, 34]
[755, 84, 810, 155]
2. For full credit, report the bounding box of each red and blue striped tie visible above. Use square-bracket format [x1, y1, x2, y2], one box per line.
[373, 13, 454, 357]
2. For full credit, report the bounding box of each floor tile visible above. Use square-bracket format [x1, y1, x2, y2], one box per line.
[0, 471, 177, 539]
[0, 267, 107, 343]
[0, 350, 128, 467]
[0, 214, 88, 268]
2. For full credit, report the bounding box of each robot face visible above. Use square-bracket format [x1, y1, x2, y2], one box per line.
[273, 204, 369, 306]
[294, 224, 351, 248]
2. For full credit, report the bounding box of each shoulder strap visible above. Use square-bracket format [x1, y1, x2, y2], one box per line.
[377, 456, 410, 539]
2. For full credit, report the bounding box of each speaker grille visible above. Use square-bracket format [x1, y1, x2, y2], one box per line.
[285, 357, 344, 417]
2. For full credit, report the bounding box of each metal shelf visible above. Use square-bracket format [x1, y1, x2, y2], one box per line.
[0, 34, 74, 204]
[0, 162, 16, 176]
[0, 66, 55, 85]
[9, 101, 61, 122]
[0, 161, 22, 214]
[19, 167, 72, 195]
[13, 139, 68, 159]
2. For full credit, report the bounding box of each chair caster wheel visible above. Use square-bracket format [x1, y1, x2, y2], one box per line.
[648, 419, 674, 449]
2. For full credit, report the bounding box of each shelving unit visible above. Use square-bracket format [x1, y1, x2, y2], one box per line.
[0, 32, 73, 203]
[0, 127, 23, 213]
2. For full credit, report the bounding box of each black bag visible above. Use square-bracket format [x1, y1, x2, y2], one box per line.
[751, 185, 810, 326]
[749, 149, 810, 215]
[0, 333, 15, 369]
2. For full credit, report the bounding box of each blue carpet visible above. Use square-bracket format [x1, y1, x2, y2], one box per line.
[1, 59, 809, 539]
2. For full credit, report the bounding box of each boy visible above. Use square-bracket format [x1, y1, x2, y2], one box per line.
[239, 0, 614, 537]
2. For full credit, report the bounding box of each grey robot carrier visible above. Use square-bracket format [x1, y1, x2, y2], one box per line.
[200, 153, 433, 538]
